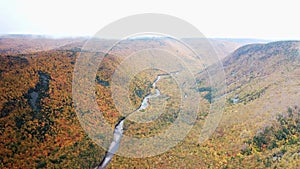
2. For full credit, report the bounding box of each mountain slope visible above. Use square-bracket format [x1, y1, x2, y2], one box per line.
[201, 41, 300, 168]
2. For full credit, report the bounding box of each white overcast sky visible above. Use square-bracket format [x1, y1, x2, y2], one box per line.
[0, 0, 300, 40]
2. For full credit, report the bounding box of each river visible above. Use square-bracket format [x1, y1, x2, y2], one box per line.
[97, 73, 171, 169]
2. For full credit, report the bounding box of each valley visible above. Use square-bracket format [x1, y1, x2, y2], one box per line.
[0, 35, 299, 168]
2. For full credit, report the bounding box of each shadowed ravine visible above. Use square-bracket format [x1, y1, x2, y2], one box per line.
[97, 72, 177, 169]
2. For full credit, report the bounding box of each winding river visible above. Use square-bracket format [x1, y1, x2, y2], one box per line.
[97, 73, 171, 169]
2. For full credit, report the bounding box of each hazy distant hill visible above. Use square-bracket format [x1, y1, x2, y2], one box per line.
[184, 38, 269, 61]
[0, 35, 86, 55]
[0, 35, 268, 60]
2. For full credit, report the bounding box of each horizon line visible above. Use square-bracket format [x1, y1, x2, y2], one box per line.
[1, 33, 299, 42]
